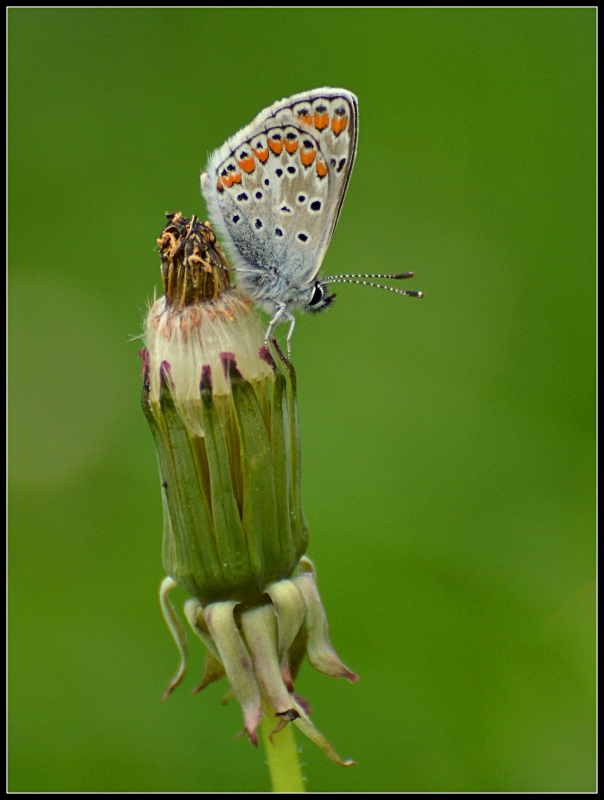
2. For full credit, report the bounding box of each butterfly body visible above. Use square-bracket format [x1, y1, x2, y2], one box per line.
[201, 88, 358, 338]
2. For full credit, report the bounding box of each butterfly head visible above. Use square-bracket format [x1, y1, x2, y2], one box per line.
[305, 280, 336, 314]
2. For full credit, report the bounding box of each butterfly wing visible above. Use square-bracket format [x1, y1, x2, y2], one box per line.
[201, 88, 358, 291]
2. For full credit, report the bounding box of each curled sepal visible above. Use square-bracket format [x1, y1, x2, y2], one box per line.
[297, 555, 314, 574]
[183, 599, 226, 693]
[159, 576, 188, 701]
[240, 604, 298, 717]
[293, 561, 358, 683]
[183, 599, 220, 660]
[265, 579, 306, 659]
[292, 701, 355, 767]
[203, 601, 262, 746]
[193, 650, 226, 694]
[283, 616, 309, 688]
[221, 689, 234, 706]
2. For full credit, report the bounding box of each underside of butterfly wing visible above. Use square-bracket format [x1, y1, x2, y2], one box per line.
[201, 88, 358, 311]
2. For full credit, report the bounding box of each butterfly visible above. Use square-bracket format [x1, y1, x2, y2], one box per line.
[201, 88, 422, 352]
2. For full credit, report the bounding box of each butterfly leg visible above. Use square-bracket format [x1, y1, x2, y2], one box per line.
[265, 303, 287, 346]
[284, 311, 296, 358]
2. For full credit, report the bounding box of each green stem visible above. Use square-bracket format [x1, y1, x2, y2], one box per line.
[260, 712, 306, 792]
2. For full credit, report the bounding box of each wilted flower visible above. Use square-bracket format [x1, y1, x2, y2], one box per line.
[140, 213, 357, 766]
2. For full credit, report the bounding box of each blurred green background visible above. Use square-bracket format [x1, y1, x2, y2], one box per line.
[8, 8, 595, 792]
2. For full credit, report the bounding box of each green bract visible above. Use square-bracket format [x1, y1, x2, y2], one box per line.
[141, 350, 308, 604]
[141, 213, 357, 764]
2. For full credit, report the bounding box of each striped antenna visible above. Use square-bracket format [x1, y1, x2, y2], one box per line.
[322, 271, 424, 298]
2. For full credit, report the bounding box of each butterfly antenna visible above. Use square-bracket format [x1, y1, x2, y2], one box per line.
[323, 272, 424, 298]
[327, 272, 416, 281]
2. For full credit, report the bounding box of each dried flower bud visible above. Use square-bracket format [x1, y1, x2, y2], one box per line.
[140, 213, 357, 765]
[145, 212, 272, 436]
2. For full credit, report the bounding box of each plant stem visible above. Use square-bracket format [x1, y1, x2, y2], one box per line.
[260, 712, 306, 792]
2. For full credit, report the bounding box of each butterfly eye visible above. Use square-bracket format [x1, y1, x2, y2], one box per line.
[309, 283, 324, 306]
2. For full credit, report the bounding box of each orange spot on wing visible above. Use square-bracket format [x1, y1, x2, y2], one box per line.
[238, 156, 255, 173]
[300, 149, 316, 166]
[231, 172, 242, 184]
[253, 147, 269, 163]
[314, 113, 329, 131]
[285, 139, 298, 154]
[297, 114, 312, 126]
[268, 139, 284, 155]
[316, 160, 327, 178]
[331, 116, 348, 135]
[222, 174, 233, 188]
[217, 178, 224, 192]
